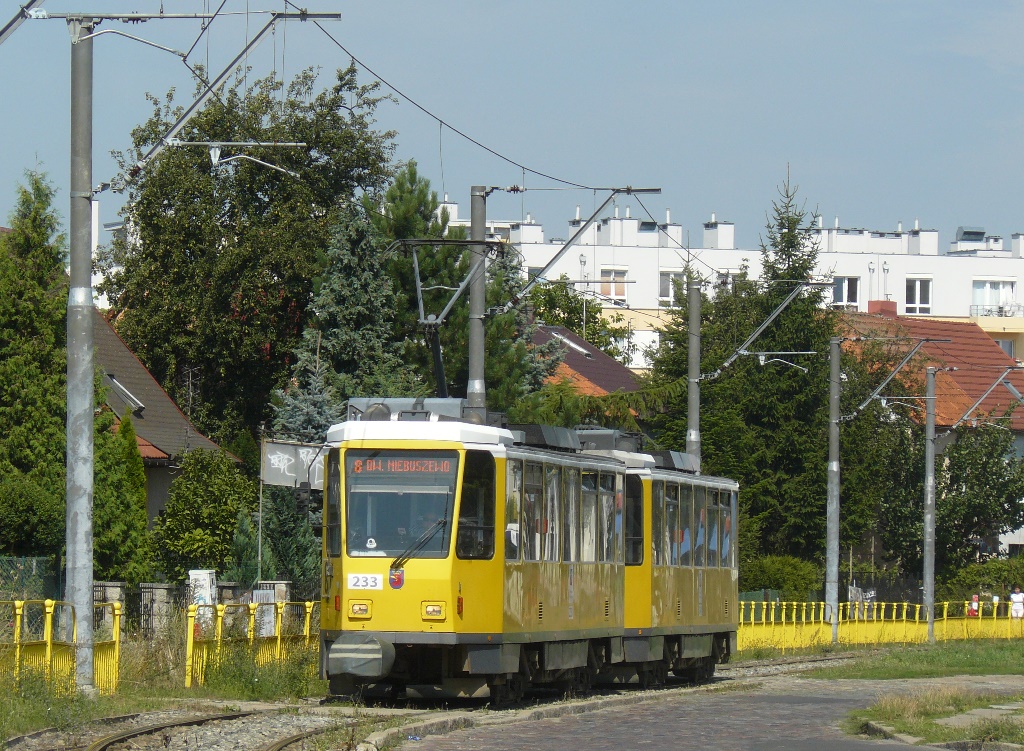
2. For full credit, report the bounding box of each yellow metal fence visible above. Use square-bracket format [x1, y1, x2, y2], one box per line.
[0, 599, 121, 695]
[738, 601, 1024, 651]
[184, 601, 318, 688]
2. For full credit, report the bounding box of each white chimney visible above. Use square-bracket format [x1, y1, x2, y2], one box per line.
[526, 212, 533, 224]
[575, 205, 581, 221]
[897, 221, 903, 233]
[614, 206, 620, 219]
[914, 218, 920, 231]
[444, 193, 449, 202]
[666, 208, 671, 224]
[625, 206, 631, 219]
[817, 215, 823, 229]
[711, 211, 716, 223]
[834, 216, 840, 229]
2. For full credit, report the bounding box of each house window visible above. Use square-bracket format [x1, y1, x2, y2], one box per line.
[995, 339, 1015, 358]
[832, 277, 859, 309]
[659, 271, 685, 304]
[906, 278, 932, 314]
[972, 280, 1016, 316]
[600, 268, 627, 300]
[526, 266, 544, 282]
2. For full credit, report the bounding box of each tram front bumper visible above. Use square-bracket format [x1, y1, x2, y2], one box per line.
[327, 633, 396, 679]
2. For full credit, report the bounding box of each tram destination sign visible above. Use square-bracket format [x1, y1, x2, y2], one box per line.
[261, 439, 325, 490]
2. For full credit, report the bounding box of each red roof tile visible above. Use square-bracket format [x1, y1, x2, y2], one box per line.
[845, 313, 1024, 429]
[533, 326, 640, 394]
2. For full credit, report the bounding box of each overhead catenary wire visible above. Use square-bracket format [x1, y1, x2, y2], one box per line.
[280, 0, 597, 191]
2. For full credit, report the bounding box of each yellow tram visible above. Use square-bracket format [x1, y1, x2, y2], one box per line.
[320, 398, 738, 702]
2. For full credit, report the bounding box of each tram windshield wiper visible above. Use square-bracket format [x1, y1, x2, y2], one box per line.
[390, 518, 446, 571]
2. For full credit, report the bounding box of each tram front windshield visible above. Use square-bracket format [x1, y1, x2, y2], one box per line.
[345, 450, 459, 558]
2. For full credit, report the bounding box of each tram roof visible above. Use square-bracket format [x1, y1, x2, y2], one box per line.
[325, 419, 514, 447]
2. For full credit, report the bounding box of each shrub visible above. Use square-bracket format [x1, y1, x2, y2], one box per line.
[741, 555, 821, 601]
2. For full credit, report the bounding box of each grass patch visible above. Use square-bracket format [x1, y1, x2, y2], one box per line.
[806, 640, 1024, 680]
[198, 643, 327, 702]
[847, 687, 1024, 745]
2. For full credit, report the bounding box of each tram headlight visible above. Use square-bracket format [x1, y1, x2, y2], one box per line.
[422, 602, 445, 620]
[349, 600, 371, 618]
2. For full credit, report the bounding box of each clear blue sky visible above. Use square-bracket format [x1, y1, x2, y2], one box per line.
[2, 1, 1022, 250]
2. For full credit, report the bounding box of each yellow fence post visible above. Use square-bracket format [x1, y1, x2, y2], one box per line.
[304, 602, 314, 647]
[185, 604, 197, 688]
[43, 599, 54, 682]
[275, 602, 284, 661]
[13, 600, 23, 682]
[112, 602, 122, 693]
[247, 603, 258, 648]
[215, 604, 225, 661]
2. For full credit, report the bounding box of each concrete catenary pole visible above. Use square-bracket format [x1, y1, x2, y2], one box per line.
[67, 15, 96, 693]
[923, 366, 937, 644]
[686, 276, 702, 472]
[826, 336, 841, 643]
[467, 186, 487, 409]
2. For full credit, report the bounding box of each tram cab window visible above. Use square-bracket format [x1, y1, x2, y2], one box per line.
[599, 472, 618, 563]
[456, 451, 495, 560]
[523, 463, 544, 561]
[693, 485, 707, 566]
[624, 475, 643, 565]
[326, 449, 341, 557]
[505, 460, 523, 561]
[581, 471, 599, 562]
[721, 490, 736, 568]
[543, 465, 562, 562]
[563, 467, 581, 563]
[665, 483, 680, 565]
[679, 483, 693, 567]
[707, 489, 720, 567]
[651, 480, 666, 566]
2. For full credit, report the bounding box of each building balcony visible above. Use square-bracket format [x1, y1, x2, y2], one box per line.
[970, 304, 1024, 318]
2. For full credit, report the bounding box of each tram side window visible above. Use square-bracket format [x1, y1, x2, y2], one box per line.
[599, 472, 617, 563]
[694, 484, 707, 566]
[523, 463, 544, 562]
[651, 480, 666, 566]
[581, 471, 599, 562]
[543, 465, 562, 562]
[679, 482, 693, 567]
[721, 490, 735, 568]
[665, 483, 680, 566]
[707, 489, 720, 567]
[505, 460, 523, 561]
[563, 466, 581, 562]
[624, 475, 644, 565]
[457, 451, 495, 560]
[327, 449, 341, 557]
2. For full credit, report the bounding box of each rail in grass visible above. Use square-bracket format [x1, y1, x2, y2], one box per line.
[184, 601, 319, 687]
[739, 600, 1024, 651]
[0, 599, 121, 694]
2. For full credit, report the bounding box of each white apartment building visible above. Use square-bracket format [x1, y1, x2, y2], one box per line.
[444, 198, 1024, 370]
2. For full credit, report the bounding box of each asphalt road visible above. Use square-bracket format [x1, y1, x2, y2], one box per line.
[400, 673, 1024, 751]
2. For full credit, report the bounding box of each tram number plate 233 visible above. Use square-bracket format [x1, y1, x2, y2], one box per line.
[347, 574, 383, 590]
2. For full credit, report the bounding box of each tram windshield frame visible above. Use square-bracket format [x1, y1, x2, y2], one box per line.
[344, 449, 459, 559]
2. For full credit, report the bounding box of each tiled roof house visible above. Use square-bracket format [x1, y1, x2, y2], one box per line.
[532, 325, 641, 396]
[94, 308, 222, 519]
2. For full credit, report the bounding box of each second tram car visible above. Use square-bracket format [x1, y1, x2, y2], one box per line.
[320, 398, 737, 702]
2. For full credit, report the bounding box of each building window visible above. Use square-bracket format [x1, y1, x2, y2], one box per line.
[906, 278, 932, 314]
[995, 339, 1015, 359]
[832, 276, 859, 309]
[601, 268, 627, 300]
[972, 280, 1016, 316]
[526, 266, 544, 282]
[659, 271, 685, 304]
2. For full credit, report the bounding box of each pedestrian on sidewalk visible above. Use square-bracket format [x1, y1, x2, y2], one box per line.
[1010, 585, 1024, 619]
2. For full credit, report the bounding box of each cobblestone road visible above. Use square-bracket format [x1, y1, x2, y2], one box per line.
[400, 674, 1024, 751]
